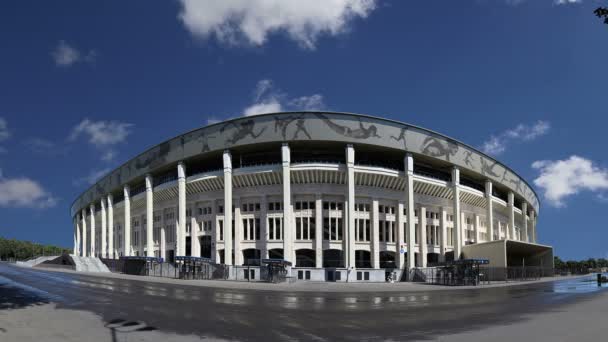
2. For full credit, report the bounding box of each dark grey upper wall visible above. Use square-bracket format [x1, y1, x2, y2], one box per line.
[71, 112, 540, 217]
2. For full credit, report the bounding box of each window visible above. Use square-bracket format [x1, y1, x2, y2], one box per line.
[218, 220, 224, 241]
[268, 217, 283, 240]
[218, 205, 224, 214]
[355, 218, 371, 242]
[242, 218, 260, 241]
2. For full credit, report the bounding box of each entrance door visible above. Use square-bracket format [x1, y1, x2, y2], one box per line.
[200, 236, 212, 259]
[167, 250, 175, 263]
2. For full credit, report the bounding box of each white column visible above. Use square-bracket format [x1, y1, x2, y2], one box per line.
[160, 209, 166, 260]
[89, 204, 96, 257]
[522, 202, 528, 242]
[177, 162, 187, 256]
[223, 151, 233, 265]
[508, 192, 515, 241]
[107, 195, 114, 259]
[461, 212, 466, 246]
[124, 185, 131, 257]
[346, 144, 355, 269]
[452, 167, 462, 260]
[474, 215, 480, 243]
[281, 144, 293, 264]
[405, 153, 416, 270]
[315, 194, 323, 268]
[192, 214, 201, 258]
[419, 207, 427, 267]
[234, 200, 242, 265]
[100, 199, 107, 258]
[485, 180, 494, 241]
[439, 208, 447, 262]
[73, 218, 79, 255]
[371, 199, 380, 269]
[261, 196, 269, 260]
[530, 210, 537, 243]
[397, 202, 405, 269]
[144, 174, 154, 257]
[81, 209, 87, 257]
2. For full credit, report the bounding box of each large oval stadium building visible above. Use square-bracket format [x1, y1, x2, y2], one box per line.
[71, 112, 552, 281]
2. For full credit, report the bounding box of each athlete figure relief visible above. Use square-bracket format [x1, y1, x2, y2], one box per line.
[480, 157, 502, 178]
[273, 114, 312, 140]
[220, 119, 267, 145]
[314, 113, 381, 139]
[421, 136, 458, 162]
[390, 127, 408, 149]
[463, 150, 476, 168]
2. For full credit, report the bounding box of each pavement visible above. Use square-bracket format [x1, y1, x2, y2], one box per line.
[27, 263, 588, 292]
[1, 262, 607, 341]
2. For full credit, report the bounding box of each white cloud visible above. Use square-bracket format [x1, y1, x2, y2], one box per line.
[73, 168, 112, 187]
[554, 0, 582, 4]
[178, 0, 378, 49]
[69, 118, 132, 162]
[532, 156, 608, 207]
[242, 79, 325, 116]
[51, 40, 97, 67]
[481, 120, 550, 155]
[0, 171, 57, 209]
[69, 118, 132, 146]
[243, 101, 283, 117]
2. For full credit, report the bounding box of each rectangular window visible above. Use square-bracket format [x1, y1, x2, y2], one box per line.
[255, 218, 260, 241]
[219, 220, 224, 241]
[268, 219, 274, 240]
[296, 217, 302, 240]
[324, 218, 330, 240]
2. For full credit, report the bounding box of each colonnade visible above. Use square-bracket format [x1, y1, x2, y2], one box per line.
[73, 144, 538, 269]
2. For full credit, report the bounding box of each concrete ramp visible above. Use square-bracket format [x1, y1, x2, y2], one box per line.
[16, 255, 59, 268]
[70, 255, 111, 273]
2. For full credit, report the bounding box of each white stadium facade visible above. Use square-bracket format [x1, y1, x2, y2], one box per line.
[71, 112, 553, 282]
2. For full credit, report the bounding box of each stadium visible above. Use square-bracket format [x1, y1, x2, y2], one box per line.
[70, 112, 553, 282]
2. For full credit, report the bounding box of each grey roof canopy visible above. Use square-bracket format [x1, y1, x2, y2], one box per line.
[71, 112, 540, 217]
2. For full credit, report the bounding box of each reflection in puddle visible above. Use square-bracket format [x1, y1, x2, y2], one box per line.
[552, 274, 608, 294]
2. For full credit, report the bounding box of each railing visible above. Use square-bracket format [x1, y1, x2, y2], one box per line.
[153, 173, 177, 187]
[187, 167, 223, 178]
[355, 161, 402, 171]
[414, 167, 451, 182]
[130, 184, 146, 197]
[413, 266, 554, 285]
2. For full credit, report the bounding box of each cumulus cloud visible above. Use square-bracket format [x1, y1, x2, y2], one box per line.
[532, 156, 608, 207]
[51, 40, 97, 67]
[177, 0, 378, 49]
[73, 168, 112, 187]
[0, 170, 57, 209]
[554, 0, 581, 4]
[69, 119, 132, 146]
[242, 79, 325, 116]
[481, 120, 550, 155]
[69, 119, 133, 162]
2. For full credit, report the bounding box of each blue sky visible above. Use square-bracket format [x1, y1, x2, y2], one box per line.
[0, 0, 606, 260]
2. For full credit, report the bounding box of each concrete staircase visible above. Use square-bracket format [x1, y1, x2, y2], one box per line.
[70, 255, 111, 273]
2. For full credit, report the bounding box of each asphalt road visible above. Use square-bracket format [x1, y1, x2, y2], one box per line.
[0, 263, 605, 341]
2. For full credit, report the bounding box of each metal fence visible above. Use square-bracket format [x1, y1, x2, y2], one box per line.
[413, 266, 555, 285]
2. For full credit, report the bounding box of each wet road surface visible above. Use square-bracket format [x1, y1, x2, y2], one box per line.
[0, 263, 605, 341]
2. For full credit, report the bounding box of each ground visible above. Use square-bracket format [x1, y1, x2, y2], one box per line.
[1, 263, 606, 341]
